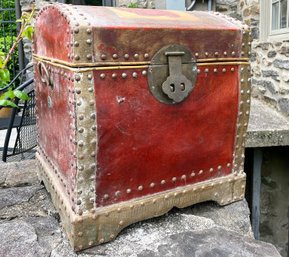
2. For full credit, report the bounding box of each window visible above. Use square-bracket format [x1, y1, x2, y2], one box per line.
[260, 0, 289, 41]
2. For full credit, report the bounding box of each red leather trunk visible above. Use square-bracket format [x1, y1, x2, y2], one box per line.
[34, 4, 251, 251]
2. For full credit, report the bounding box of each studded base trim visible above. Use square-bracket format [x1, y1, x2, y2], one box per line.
[36, 150, 246, 252]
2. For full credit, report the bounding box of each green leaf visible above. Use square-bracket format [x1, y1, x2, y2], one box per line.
[13, 90, 30, 101]
[0, 68, 10, 82]
[22, 25, 34, 40]
[0, 99, 18, 108]
[2, 88, 15, 99]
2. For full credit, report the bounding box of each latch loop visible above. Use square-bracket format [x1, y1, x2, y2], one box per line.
[148, 45, 197, 105]
[161, 51, 193, 103]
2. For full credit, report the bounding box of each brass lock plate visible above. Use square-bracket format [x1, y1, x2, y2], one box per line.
[148, 45, 197, 104]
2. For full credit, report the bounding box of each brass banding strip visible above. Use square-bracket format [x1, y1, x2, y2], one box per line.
[33, 54, 249, 69]
[33, 55, 249, 72]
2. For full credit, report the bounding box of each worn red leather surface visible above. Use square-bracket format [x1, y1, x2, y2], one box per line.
[36, 67, 76, 188]
[93, 65, 239, 206]
[34, 5, 242, 64]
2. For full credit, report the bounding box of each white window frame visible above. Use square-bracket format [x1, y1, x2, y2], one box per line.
[260, 0, 289, 41]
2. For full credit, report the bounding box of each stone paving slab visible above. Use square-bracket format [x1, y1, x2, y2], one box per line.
[246, 98, 289, 147]
[0, 160, 282, 257]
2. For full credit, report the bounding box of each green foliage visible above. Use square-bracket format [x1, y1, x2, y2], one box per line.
[0, 7, 35, 108]
[127, 2, 139, 8]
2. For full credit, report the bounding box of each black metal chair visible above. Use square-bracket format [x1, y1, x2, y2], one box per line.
[0, 65, 36, 162]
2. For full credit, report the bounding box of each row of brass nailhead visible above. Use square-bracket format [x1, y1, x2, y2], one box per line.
[232, 65, 251, 173]
[96, 67, 240, 80]
[100, 163, 232, 201]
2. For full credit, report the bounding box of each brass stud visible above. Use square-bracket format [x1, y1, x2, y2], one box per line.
[142, 70, 147, 76]
[112, 73, 117, 79]
[79, 115, 84, 120]
[75, 75, 81, 82]
[191, 172, 195, 177]
[132, 72, 137, 78]
[134, 53, 139, 59]
[126, 188, 131, 193]
[87, 74, 93, 80]
[161, 180, 166, 185]
[103, 194, 109, 199]
[172, 177, 177, 182]
[204, 68, 209, 73]
[100, 73, 105, 79]
[87, 54, 92, 60]
[222, 68, 226, 73]
[227, 163, 231, 167]
[99, 238, 104, 243]
[195, 53, 199, 57]
[205, 52, 209, 56]
[78, 141, 84, 147]
[124, 54, 129, 59]
[115, 191, 120, 197]
[231, 67, 235, 72]
[119, 220, 124, 226]
[88, 87, 93, 93]
[86, 39, 92, 45]
[122, 73, 127, 79]
[224, 51, 227, 56]
[198, 170, 203, 175]
[75, 55, 80, 61]
[74, 28, 79, 33]
[214, 52, 219, 56]
[74, 41, 79, 47]
[218, 165, 222, 170]
[138, 185, 143, 191]
[88, 241, 93, 246]
[181, 175, 186, 180]
[86, 28, 92, 34]
[112, 53, 118, 59]
[197, 69, 200, 74]
[144, 53, 149, 59]
[213, 68, 218, 73]
[232, 51, 236, 56]
[100, 54, 107, 60]
[209, 168, 214, 172]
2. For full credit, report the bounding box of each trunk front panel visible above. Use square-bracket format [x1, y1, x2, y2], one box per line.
[93, 65, 239, 206]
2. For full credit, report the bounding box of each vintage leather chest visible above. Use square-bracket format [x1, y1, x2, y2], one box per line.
[33, 4, 251, 251]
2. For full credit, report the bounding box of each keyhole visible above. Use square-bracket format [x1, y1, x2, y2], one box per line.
[170, 83, 175, 92]
[180, 83, 185, 91]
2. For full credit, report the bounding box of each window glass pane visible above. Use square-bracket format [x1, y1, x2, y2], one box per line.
[280, 0, 287, 28]
[272, 2, 280, 30]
